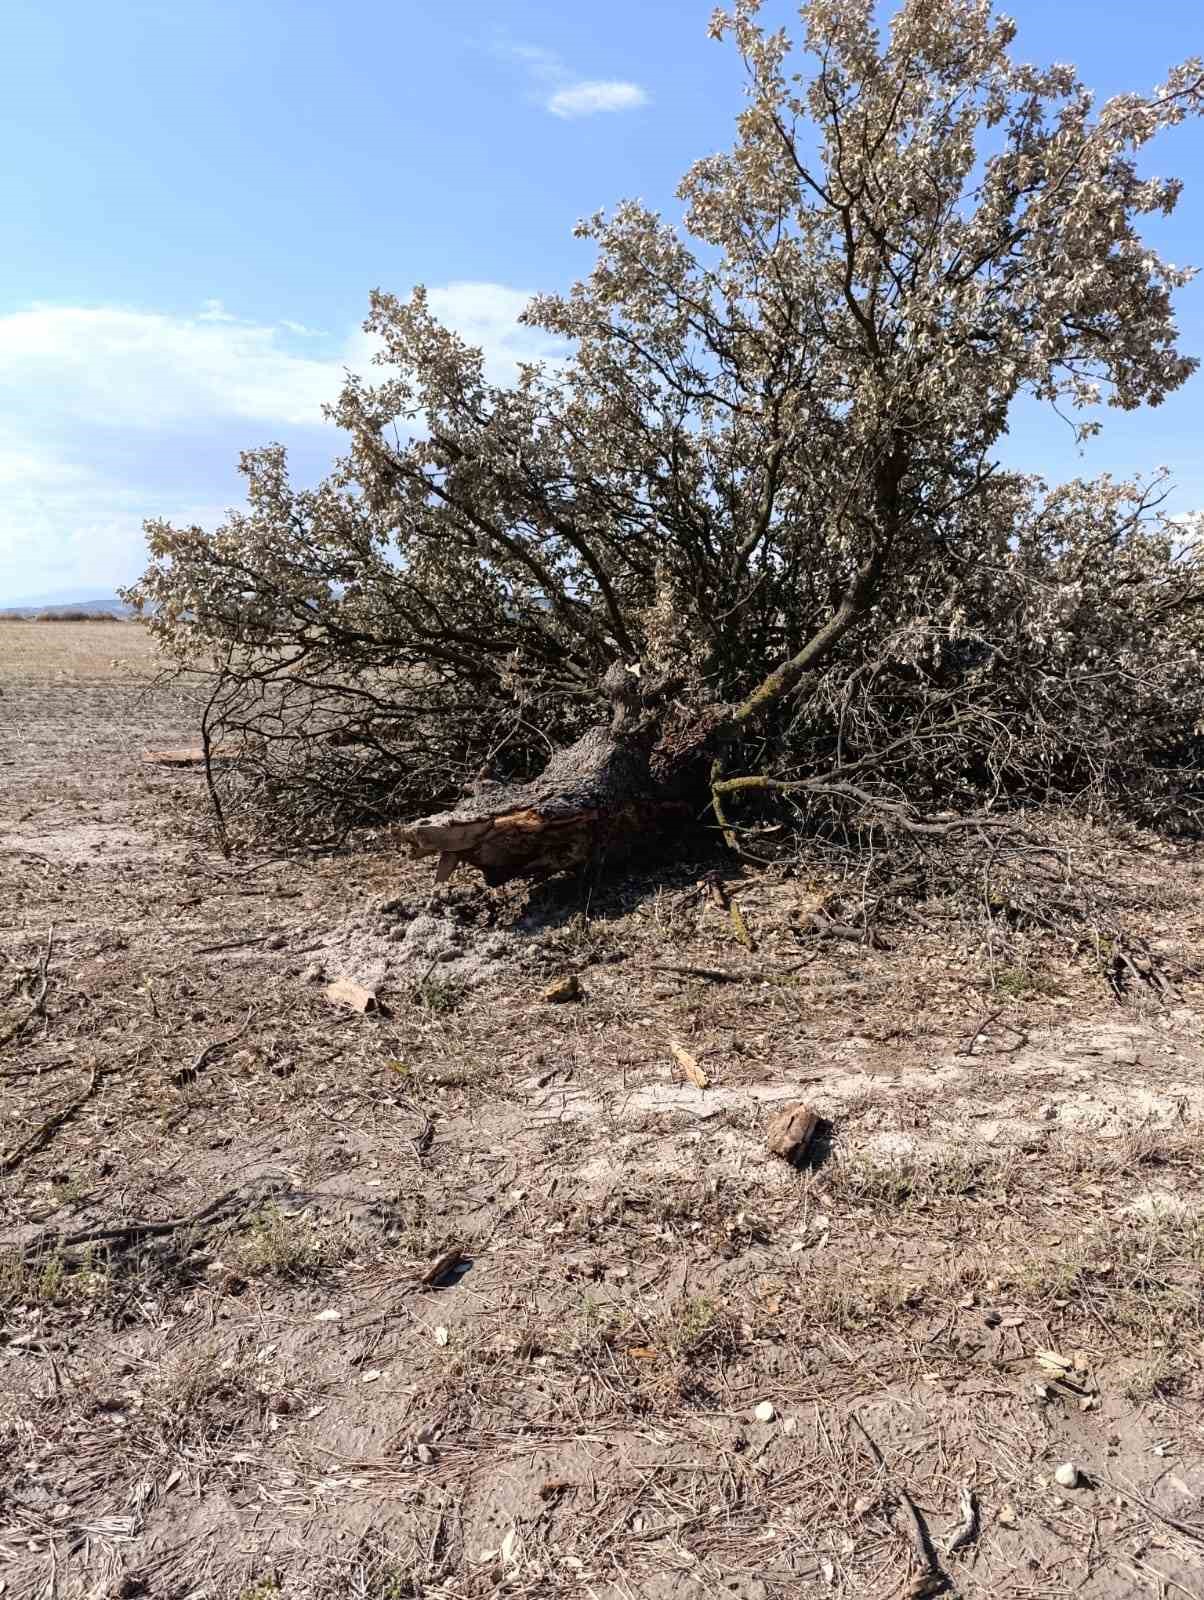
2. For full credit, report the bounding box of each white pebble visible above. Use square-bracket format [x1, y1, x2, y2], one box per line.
[1054, 1462, 1080, 1488]
[754, 1400, 776, 1423]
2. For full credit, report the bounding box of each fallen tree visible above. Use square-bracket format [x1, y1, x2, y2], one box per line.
[125, 0, 1204, 877]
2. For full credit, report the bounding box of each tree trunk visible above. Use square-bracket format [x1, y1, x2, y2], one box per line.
[397, 586, 876, 887]
[397, 719, 693, 886]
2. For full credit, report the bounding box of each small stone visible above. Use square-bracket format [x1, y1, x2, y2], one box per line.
[1054, 1462, 1080, 1488]
[416, 1442, 436, 1464]
[266, 932, 286, 950]
[754, 1400, 776, 1423]
[997, 1504, 1017, 1527]
[301, 961, 325, 983]
[268, 1394, 292, 1415]
[542, 974, 582, 1003]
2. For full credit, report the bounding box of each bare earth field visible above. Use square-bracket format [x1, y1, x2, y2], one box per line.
[2, 621, 1203, 1600]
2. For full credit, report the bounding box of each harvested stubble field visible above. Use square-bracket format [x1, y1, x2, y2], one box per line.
[2, 622, 1204, 1600]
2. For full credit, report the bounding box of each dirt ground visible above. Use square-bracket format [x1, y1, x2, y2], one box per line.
[2, 621, 1203, 1600]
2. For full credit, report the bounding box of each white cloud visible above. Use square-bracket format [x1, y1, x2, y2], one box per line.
[547, 81, 649, 118]
[198, 298, 239, 323]
[0, 288, 560, 600]
[497, 39, 649, 119]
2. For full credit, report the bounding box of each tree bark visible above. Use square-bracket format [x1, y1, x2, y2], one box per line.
[398, 579, 881, 887]
[397, 719, 691, 886]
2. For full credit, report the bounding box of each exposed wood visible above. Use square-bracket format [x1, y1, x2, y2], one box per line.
[766, 1102, 820, 1164]
[397, 717, 691, 886]
[420, 1245, 467, 1287]
[143, 745, 247, 767]
[670, 1041, 709, 1089]
[324, 977, 379, 1014]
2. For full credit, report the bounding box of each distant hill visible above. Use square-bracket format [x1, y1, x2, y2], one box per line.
[0, 587, 133, 618]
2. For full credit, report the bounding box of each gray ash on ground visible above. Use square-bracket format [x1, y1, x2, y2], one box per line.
[302, 892, 541, 993]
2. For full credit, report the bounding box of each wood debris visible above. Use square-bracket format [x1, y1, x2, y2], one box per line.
[945, 1484, 979, 1554]
[541, 974, 581, 1003]
[766, 1101, 820, 1164]
[324, 977, 379, 1014]
[670, 1040, 709, 1088]
[420, 1245, 467, 1287]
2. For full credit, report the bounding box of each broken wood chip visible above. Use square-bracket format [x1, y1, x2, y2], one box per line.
[143, 746, 225, 767]
[541, 974, 581, 1003]
[421, 1245, 466, 1287]
[670, 1041, 709, 1089]
[946, 1484, 979, 1554]
[766, 1102, 820, 1165]
[433, 851, 460, 884]
[539, 1479, 576, 1501]
[324, 977, 379, 1014]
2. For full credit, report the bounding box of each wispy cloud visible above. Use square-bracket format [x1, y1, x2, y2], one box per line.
[498, 40, 650, 119]
[0, 287, 559, 599]
[547, 81, 649, 119]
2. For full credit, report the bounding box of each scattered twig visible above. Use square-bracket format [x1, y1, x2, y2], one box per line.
[191, 933, 276, 956]
[850, 1413, 948, 1597]
[0, 1062, 101, 1176]
[1100, 1476, 1204, 1545]
[13, 1186, 249, 1265]
[958, 1009, 1003, 1056]
[0, 924, 55, 1049]
[172, 1009, 254, 1085]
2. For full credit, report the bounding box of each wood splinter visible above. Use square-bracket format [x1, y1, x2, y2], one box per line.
[434, 851, 461, 884]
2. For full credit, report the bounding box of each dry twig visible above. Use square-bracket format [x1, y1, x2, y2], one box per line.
[0, 924, 55, 1049]
[0, 1061, 101, 1177]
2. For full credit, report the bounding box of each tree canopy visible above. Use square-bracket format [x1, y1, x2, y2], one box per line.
[126, 0, 1204, 873]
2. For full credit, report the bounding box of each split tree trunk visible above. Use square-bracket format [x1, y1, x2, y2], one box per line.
[398, 579, 877, 886]
[397, 718, 694, 886]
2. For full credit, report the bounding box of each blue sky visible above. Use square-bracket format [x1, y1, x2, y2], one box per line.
[1, 0, 1201, 601]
